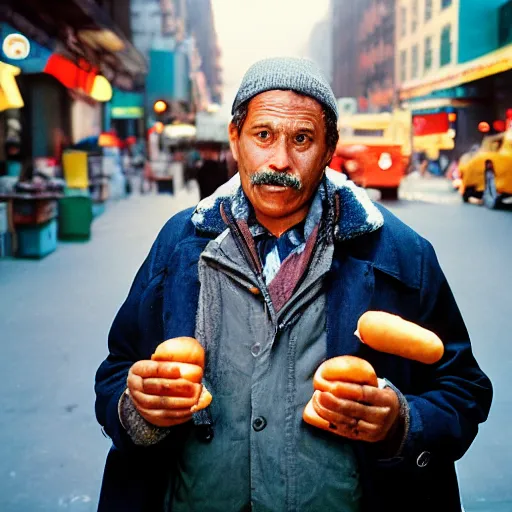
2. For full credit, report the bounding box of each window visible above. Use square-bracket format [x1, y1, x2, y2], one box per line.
[412, 44, 419, 79]
[499, 0, 512, 47]
[425, 0, 433, 21]
[442, 0, 452, 9]
[440, 24, 452, 66]
[401, 6, 407, 37]
[401, 49, 407, 82]
[411, 0, 418, 33]
[412, 0, 419, 32]
[424, 36, 433, 72]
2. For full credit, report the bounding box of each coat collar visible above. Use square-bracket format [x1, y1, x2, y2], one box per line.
[191, 168, 384, 242]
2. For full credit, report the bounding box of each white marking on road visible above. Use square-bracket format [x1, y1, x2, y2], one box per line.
[58, 495, 92, 507]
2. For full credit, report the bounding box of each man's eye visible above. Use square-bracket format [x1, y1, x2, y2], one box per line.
[295, 134, 309, 144]
[257, 131, 270, 140]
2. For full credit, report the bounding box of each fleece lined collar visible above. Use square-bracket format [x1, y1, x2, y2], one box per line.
[191, 168, 384, 241]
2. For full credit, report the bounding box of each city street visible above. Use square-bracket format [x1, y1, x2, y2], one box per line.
[0, 179, 510, 511]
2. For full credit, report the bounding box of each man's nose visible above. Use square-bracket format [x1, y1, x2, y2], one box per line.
[269, 137, 291, 172]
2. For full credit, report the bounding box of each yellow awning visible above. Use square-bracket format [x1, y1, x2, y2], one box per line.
[401, 43, 512, 101]
[0, 62, 24, 111]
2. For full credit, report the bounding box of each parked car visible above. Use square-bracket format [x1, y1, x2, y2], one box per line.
[458, 133, 512, 208]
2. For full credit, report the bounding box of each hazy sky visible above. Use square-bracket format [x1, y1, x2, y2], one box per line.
[211, 0, 330, 110]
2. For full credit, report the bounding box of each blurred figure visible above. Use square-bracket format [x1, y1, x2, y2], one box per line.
[224, 147, 238, 179]
[196, 145, 228, 200]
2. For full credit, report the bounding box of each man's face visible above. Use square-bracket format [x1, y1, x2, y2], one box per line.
[229, 90, 332, 222]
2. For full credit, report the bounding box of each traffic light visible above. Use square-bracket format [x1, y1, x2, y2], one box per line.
[153, 100, 168, 115]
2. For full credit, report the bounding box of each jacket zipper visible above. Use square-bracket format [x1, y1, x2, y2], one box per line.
[220, 202, 262, 275]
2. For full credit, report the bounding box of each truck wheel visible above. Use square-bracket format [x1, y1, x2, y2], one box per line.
[379, 187, 399, 200]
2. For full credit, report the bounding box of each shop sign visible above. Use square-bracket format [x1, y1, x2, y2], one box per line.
[401, 43, 512, 100]
[0, 23, 52, 73]
[111, 106, 144, 119]
[413, 112, 450, 136]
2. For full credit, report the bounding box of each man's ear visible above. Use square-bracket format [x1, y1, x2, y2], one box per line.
[324, 148, 335, 169]
[228, 122, 240, 162]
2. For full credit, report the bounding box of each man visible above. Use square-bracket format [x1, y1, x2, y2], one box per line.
[95, 58, 492, 512]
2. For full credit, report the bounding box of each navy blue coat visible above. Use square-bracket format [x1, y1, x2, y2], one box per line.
[95, 203, 492, 512]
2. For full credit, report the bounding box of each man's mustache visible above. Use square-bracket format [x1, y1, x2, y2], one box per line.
[250, 170, 302, 190]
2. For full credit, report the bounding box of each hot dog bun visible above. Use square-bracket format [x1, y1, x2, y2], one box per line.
[303, 356, 378, 431]
[152, 336, 205, 367]
[303, 391, 331, 430]
[192, 386, 213, 413]
[151, 337, 212, 411]
[356, 311, 444, 364]
[313, 355, 378, 401]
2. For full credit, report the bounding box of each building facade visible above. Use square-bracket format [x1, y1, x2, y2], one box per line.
[358, 0, 396, 112]
[331, 0, 367, 100]
[396, 0, 512, 157]
[331, 0, 396, 113]
[186, 0, 222, 105]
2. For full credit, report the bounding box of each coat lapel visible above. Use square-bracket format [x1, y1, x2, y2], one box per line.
[326, 252, 376, 360]
[162, 237, 211, 340]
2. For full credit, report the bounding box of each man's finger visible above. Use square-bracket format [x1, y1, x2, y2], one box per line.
[360, 385, 399, 407]
[312, 392, 358, 427]
[142, 378, 199, 398]
[356, 419, 380, 436]
[131, 360, 183, 380]
[318, 392, 390, 424]
[127, 371, 144, 393]
[131, 390, 199, 410]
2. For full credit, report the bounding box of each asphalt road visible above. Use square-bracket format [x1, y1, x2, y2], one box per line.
[383, 197, 512, 512]
[0, 180, 510, 511]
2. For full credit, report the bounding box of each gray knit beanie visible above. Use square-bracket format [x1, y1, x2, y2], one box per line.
[232, 57, 338, 119]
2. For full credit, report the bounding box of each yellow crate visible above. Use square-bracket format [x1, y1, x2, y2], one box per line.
[62, 151, 89, 189]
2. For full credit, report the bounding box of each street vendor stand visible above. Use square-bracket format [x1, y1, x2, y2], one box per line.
[0, 191, 61, 258]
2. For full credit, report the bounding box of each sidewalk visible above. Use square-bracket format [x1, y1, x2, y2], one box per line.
[398, 171, 461, 205]
[0, 183, 199, 512]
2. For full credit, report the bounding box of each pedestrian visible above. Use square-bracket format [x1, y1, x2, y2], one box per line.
[95, 57, 492, 512]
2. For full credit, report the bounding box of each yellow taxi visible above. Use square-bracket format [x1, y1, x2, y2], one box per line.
[458, 131, 512, 208]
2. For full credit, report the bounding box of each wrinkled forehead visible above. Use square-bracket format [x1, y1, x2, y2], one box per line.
[245, 90, 326, 128]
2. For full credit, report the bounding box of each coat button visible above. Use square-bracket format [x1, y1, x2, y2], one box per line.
[416, 451, 431, 468]
[251, 343, 261, 357]
[252, 416, 267, 432]
[196, 425, 214, 443]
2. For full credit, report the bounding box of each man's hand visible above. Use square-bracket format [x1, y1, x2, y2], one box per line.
[312, 384, 401, 443]
[127, 360, 203, 428]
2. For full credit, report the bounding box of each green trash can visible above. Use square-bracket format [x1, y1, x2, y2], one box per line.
[58, 191, 93, 241]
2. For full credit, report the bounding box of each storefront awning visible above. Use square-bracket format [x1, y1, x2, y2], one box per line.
[400, 43, 512, 101]
[0, 0, 147, 91]
[0, 62, 24, 111]
[402, 98, 474, 112]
